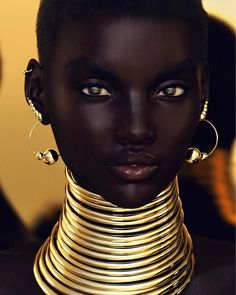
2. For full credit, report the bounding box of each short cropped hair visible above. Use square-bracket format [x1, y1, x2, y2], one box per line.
[37, 0, 208, 67]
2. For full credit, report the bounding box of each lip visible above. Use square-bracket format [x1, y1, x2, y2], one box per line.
[105, 151, 160, 182]
[109, 165, 159, 181]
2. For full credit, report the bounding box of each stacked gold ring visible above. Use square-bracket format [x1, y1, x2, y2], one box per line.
[34, 168, 194, 295]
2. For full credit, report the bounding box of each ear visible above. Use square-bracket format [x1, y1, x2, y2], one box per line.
[24, 59, 50, 125]
[200, 64, 209, 111]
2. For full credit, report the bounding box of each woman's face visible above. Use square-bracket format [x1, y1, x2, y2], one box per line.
[41, 17, 206, 207]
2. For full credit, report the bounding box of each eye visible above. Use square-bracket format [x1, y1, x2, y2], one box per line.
[156, 86, 185, 97]
[81, 85, 111, 97]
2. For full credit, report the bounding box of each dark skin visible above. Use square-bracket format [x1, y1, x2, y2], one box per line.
[25, 17, 207, 208]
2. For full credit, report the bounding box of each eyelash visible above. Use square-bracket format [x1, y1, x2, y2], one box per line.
[80, 83, 112, 98]
[155, 85, 190, 100]
[80, 83, 190, 100]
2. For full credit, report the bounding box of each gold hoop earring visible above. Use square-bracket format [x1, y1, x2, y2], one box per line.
[29, 121, 60, 165]
[27, 97, 43, 122]
[186, 99, 218, 164]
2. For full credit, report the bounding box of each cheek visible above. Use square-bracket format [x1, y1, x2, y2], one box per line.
[156, 101, 200, 157]
[48, 95, 115, 162]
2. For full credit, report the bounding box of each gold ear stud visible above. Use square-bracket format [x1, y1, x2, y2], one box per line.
[27, 98, 43, 122]
[200, 99, 208, 121]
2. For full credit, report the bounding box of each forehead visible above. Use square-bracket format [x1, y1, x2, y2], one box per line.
[53, 17, 200, 74]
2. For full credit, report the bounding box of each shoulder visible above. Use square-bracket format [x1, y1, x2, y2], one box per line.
[184, 235, 235, 295]
[0, 241, 44, 295]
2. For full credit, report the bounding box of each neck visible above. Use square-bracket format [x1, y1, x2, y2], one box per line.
[34, 168, 194, 295]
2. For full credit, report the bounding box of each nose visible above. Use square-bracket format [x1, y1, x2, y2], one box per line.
[115, 92, 156, 146]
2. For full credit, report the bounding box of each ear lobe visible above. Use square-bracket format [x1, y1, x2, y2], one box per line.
[24, 59, 50, 125]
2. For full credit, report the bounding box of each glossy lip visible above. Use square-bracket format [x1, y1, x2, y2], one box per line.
[105, 151, 160, 182]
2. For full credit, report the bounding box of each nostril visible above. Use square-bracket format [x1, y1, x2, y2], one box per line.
[145, 128, 156, 144]
[115, 124, 156, 146]
[119, 135, 130, 145]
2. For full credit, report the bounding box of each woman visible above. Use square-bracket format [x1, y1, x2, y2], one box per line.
[0, 0, 234, 294]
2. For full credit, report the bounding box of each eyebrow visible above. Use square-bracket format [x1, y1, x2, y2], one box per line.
[66, 58, 118, 81]
[66, 57, 196, 82]
[152, 59, 197, 82]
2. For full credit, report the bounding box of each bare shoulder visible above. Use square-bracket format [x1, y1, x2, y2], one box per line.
[0, 241, 44, 295]
[184, 235, 235, 295]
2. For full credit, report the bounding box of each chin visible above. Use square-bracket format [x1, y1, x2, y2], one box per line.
[101, 183, 163, 209]
[72, 167, 174, 209]
[111, 197, 154, 209]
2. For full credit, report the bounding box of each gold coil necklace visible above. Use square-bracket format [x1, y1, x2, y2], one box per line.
[34, 169, 194, 294]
